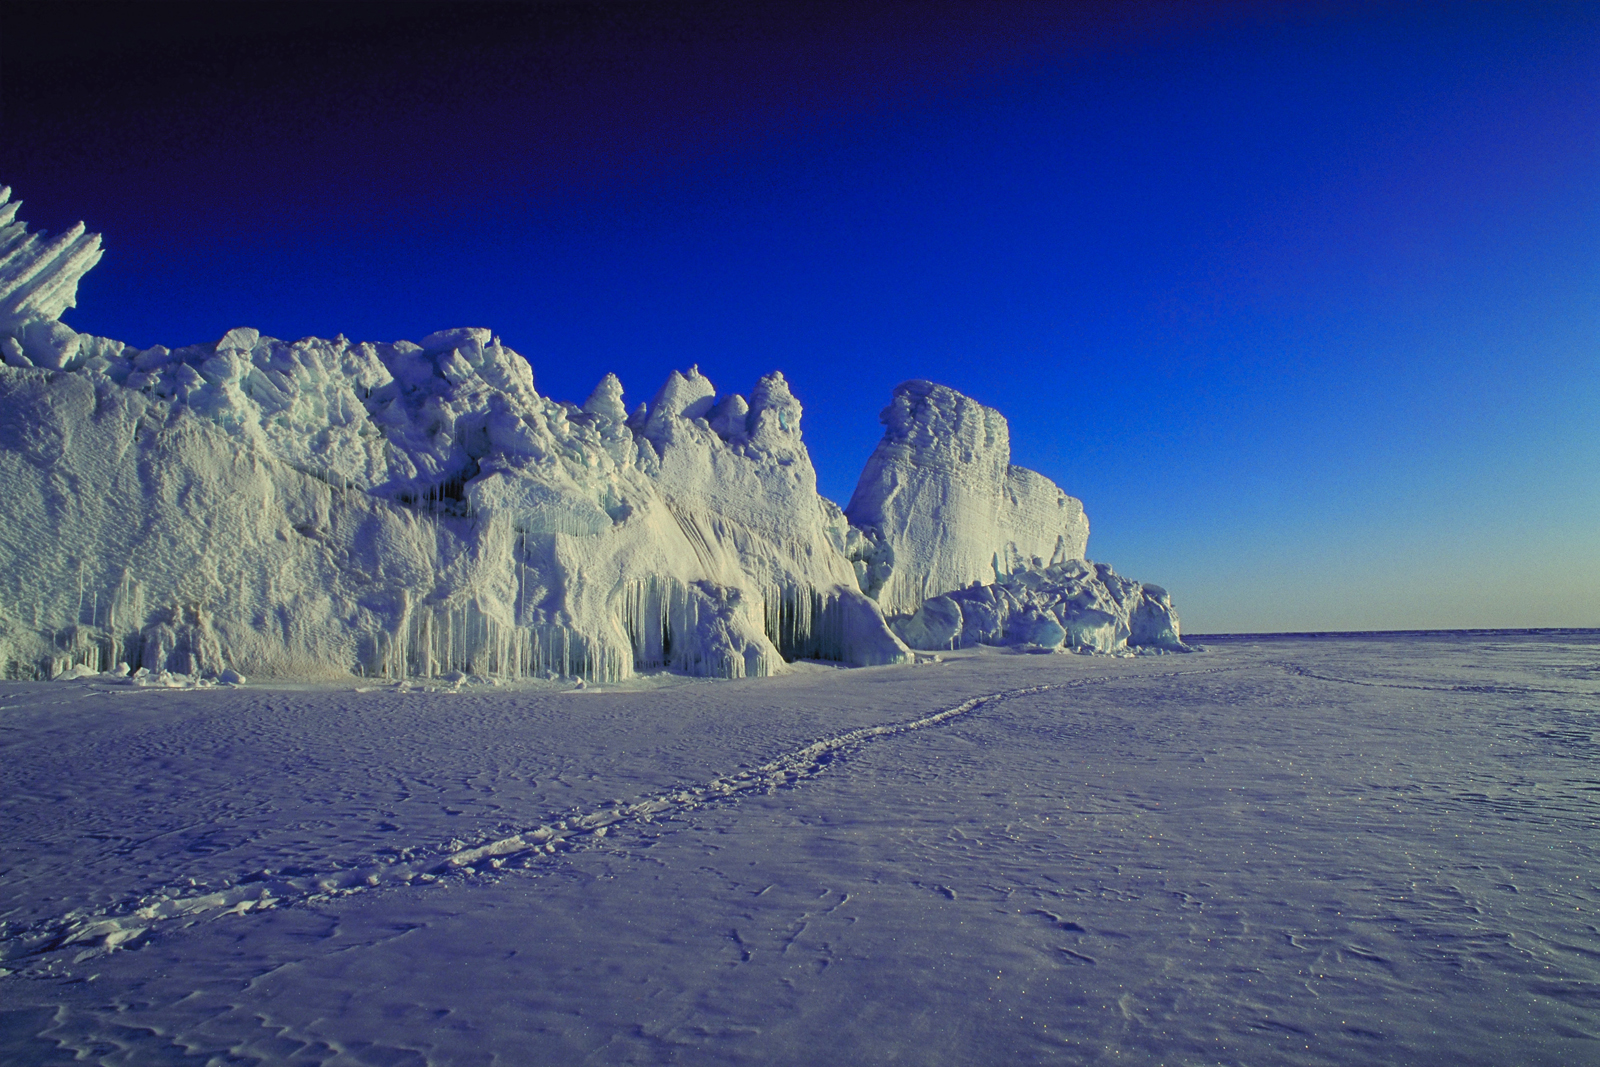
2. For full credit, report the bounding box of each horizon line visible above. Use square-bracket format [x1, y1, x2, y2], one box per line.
[1185, 627, 1600, 640]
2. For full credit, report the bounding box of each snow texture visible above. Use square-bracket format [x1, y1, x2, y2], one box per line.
[1, 633, 1595, 1064]
[0, 191, 1177, 683]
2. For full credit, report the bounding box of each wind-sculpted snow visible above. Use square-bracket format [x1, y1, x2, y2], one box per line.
[0, 190, 1176, 682]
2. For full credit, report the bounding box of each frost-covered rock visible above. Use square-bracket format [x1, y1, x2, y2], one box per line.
[844, 380, 1089, 617]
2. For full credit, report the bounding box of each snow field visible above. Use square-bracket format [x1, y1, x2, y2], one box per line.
[1, 633, 1595, 1065]
[1, 660, 1194, 974]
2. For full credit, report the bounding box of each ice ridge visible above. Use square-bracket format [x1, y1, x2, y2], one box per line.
[0, 190, 1183, 681]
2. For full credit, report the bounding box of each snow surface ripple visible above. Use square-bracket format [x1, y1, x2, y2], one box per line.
[0, 666, 1236, 975]
[1279, 662, 1580, 696]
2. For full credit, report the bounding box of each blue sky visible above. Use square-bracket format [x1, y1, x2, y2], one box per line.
[7, 1, 1596, 632]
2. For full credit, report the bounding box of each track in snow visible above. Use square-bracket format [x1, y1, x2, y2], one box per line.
[3, 666, 1239, 976]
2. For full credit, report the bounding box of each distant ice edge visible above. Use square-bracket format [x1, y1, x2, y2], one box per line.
[0, 188, 1185, 682]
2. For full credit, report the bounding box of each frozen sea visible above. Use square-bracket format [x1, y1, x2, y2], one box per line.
[1, 632, 1595, 1066]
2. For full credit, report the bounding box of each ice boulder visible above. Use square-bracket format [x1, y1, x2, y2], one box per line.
[895, 594, 964, 650]
[891, 559, 1186, 654]
[844, 380, 1089, 617]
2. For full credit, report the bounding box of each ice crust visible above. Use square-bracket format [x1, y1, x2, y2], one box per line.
[0, 193, 1181, 681]
[8, 635, 1592, 1063]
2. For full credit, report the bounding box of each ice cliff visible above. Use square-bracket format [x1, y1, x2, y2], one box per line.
[0, 189, 1182, 681]
[844, 380, 1090, 615]
[844, 380, 1181, 654]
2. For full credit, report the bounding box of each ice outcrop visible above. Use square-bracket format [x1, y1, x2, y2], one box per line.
[0, 186, 907, 682]
[0, 190, 1180, 681]
[844, 379, 1183, 653]
[844, 380, 1090, 616]
[0, 333, 907, 681]
[892, 560, 1183, 653]
[0, 187, 105, 370]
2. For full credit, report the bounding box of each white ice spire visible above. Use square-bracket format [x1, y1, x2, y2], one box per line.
[0, 186, 104, 332]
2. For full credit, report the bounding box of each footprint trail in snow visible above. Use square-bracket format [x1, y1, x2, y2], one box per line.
[4, 636, 1596, 1067]
[5, 671, 1232, 975]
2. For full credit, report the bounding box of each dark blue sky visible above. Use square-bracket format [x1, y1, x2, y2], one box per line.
[7, 1, 1596, 631]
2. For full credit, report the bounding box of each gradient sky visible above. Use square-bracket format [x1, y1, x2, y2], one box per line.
[6, 1, 1596, 633]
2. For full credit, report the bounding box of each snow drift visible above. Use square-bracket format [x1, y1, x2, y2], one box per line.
[0, 188, 1182, 681]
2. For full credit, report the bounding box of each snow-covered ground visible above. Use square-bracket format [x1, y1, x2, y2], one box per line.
[1, 632, 1595, 1065]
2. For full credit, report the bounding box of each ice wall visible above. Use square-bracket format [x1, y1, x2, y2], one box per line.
[0, 366, 465, 680]
[0, 190, 1182, 680]
[844, 380, 1090, 617]
[0, 334, 910, 680]
[0, 194, 911, 680]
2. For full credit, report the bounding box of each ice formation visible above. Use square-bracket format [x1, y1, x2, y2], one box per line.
[891, 561, 1183, 653]
[843, 380, 1181, 654]
[844, 380, 1090, 615]
[0, 187, 104, 370]
[0, 191, 1182, 681]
